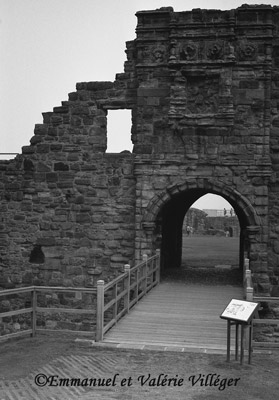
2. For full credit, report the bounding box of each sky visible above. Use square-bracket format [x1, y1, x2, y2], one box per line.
[1, 0, 278, 210]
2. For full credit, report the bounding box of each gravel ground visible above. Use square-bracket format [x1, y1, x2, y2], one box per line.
[0, 334, 278, 400]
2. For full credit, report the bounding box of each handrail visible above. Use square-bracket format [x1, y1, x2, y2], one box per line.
[96, 250, 160, 342]
[252, 295, 279, 348]
[0, 251, 161, 343]
[0, 285, 97, 342]
[34, 286, 96, 294]
[0, 286, 34, 296]
[241, 261, 279, 348]
[0, 285, 97, 295]
[102, 271, 127, 291]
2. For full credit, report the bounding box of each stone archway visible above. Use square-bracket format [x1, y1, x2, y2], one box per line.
[142, 178, 262, 275]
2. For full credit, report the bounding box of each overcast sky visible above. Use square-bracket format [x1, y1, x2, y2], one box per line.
[1, 0, 278, 210]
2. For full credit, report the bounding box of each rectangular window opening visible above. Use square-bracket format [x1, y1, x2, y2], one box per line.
[106, 109, 133, 153]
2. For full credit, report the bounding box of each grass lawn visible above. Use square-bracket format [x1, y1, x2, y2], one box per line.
[182, 235, 239, 268]
[162, 235, 242, 285]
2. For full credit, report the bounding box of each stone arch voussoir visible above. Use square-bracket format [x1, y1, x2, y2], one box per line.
[143, 178, 260, 228]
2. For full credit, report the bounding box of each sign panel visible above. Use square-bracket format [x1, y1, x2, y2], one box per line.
[220, 298, 259, 323]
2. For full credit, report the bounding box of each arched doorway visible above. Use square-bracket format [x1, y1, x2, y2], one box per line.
[142, 179, 261, 280]
[181, 194, 241, 284]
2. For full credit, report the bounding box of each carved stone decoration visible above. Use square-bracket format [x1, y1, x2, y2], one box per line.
[169, 40, 177, 61]
[238, 42, 257, 61]
[180, 42, 198, 61]
[207, 42, 223, 60]
[186, 75, 219, 114]
[228, 42, 236, 61]
[152, 44, 167, 63]
[137, 46, 151, 62]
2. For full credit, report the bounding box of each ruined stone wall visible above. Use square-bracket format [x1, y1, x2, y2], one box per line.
[0, 4, 279, 301]
[269, 6, 279, 294]
[204, 216, 240, 237]
[132, 5, 277, 295]
[0, 81, 136, 290]
[183, 208, 207, 233]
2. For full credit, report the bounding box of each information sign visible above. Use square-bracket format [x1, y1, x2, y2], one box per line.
[220, 298, 259, 323]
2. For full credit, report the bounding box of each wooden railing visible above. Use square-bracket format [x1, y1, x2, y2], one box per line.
[0, 286, 35, 340]
[242, 258, 279, 348]
[252, 295, 279, 348]
[0, 251, 160, 343]
[96, 250, 160, 341]
[0, 286, 97, 341]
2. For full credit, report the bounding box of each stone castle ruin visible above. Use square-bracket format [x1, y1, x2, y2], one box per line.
[1, 5, 279, 300]
[183, 207, 240, 237]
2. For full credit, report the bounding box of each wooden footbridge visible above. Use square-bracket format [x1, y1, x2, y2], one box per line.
[102, 282, 242, 351]
[96, 251, 243, 352]
[0, 252, 277, 351]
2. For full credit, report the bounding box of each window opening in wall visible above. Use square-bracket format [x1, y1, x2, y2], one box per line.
[106, 110, 132, 153]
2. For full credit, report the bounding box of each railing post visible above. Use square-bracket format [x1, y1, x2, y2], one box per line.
[246, 269, 251, 286]
[243, 265, 253, 350]
[156, 249, 161, 284]
[243, 258, 249, 285]
[246, 287, 254, 301]
[31, 287, 37, 337]
[245, 270, 253, 301]
[124, 264, 131, 313]
[136, 267, 139, 304]
[143, 254, 148, 294]
[96, 280, 104, 342]
[113, 283, 117, 324]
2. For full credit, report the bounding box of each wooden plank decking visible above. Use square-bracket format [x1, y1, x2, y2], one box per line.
[103, 282, 243, 351]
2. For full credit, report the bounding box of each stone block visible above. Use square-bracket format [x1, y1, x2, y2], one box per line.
[271, 285, 279, 297]
[76, 213, 90, 224]
[72, 275, 85, 286]
[34, 124, 48, 135]
[257, 283, 271, 294]
[137, 88, 169, 97]
[87, 267, 102, 275]
[37, 144, 50, 153]
[83, 81, 114, 91]
[51, 116, 63, 126]
[45, 320, 57, 329]
[53, 106, 69, 114]
[274, 241, 279, 254]
[0, 300, 11, 312]
[43, 259, 61, 270]
[22, 146, 35, 154]
[239, 80, 259, 89]
[50, 144, 63, 152]
[21, 201, 33, 212]
[48, 127, 58, 136]
[49, 271, 63, 285]
[110, 255, 127, 263]
[37, 237, 56, 246]
[42, 247, 63, 259]
[22, 272, 33, 284]
[46, 172, 58, 182]
[254, 196, 268, 206]
[66, 265, 83, 276]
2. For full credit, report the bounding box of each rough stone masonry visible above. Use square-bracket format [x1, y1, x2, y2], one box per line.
[0, 5, 279, 303]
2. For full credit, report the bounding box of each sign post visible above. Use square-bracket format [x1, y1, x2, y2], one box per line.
[220, 299, 259, 364]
